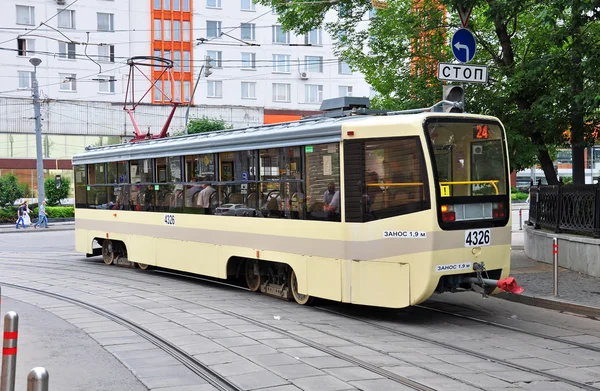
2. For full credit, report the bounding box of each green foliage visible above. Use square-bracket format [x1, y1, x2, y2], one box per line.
[0, 205, 74, 223]
[258, 0, 600, 182]
[511, 192, 529, 200]
[560, 176, 573, 185]
[44, 177, 71, 206]
[0, 173, 25, 206]
[186, 116, 232, 135]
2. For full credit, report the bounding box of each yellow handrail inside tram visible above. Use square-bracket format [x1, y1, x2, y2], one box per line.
[366, 182, 424, 187]
[440, 180, 500, 195]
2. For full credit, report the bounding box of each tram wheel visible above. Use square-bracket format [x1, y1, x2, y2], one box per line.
[290, 269, 314, 305]
[102, 240, 114, 265]
[137, 263, 150, 270]
[245, 259, 261, 292]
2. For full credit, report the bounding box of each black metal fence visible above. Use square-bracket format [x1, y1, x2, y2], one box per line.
[528, 182, 600, 237]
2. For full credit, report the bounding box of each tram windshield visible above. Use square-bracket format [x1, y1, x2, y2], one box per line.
[426, 120, 507, 198]
[426, 119, 509, 227]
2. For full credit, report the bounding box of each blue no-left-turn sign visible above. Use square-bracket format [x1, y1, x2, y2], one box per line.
[451, 28, 476, 63]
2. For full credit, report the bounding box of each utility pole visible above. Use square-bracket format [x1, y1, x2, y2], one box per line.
[30, 57, 44, 204]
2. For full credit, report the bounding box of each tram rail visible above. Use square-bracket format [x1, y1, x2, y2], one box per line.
[2, 257, 600, 389]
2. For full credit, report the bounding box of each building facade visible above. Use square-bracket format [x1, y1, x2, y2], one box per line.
[0, 0, 371, 194]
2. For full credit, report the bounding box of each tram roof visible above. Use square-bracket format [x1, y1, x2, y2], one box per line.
[72, 111, 497, 165]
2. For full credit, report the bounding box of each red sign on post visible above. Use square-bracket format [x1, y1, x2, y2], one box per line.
[458, 5, 473, 28]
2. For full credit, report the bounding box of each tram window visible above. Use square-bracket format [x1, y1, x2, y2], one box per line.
[107, 161, 128, 184]
[156, 156, 182, 182]
[305, 143, 340, 221]
[184, 154, 215, 182]
[130, 159, 153, 184]
[88, 163, 106, 184]
[344, 137, 430, 222]
[219, 150, 257, 182]
[74, 165, 87, 207]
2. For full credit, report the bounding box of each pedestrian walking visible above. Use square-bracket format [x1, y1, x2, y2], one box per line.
[15, 201, 31, 229]
[34, 200, 49, 229]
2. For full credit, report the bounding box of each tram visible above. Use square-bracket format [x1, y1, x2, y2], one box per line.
[72, 97, 522, 308]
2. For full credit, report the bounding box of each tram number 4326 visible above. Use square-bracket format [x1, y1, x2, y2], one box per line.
[464, 229, 491, 247]
[164, 214, 175, 225]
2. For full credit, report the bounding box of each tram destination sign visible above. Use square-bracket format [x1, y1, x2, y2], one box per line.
[437, 62, 488, 84]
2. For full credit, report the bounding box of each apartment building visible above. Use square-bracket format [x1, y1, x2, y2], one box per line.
[0, 0, 371, 191]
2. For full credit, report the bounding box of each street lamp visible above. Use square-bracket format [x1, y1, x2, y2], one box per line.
[29, 57, 45, 205]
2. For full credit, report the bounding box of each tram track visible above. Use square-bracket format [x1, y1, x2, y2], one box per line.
[0, 281, 242, 391]
[2, 257, 600, 390]
[0, 262, 436, 391]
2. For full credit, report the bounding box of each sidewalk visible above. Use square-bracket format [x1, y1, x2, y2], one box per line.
[502, 230, 600, 319]
[0, 221, 74, 234]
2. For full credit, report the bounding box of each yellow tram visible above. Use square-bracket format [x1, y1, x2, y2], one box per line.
[73, 98, 517, 308]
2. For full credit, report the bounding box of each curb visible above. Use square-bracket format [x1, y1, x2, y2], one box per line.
[0, 225, 74, 234]
[495, 292, 600, 320]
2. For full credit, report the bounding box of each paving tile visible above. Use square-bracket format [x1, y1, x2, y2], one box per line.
[349, 378, 421, 391]
[279, 347, 330, 358]
[324, 366, 384, 381]
[214, 336, 260, 348]
[247, 353, 302, 367]
[231, 343, 278, 357]
[546, 367, 600, 383]
[458, 373, 515, 388]
[210, 359, 263, 376]
[193, 351, 245, 366]
[139, 372, 208, 389]
[506, 357, 564, 371]
[133, 364, 197, 378]
[227, 370, 289, 390]
[300, 356, 355, 369]
[262, 338, 307, 349]
[269, 363, 324, 379]
[150, 385, 218, 391]
[291, 375, 354, 391]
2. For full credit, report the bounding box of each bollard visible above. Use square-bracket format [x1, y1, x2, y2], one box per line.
[27, 367, 49, 391]
[0, 312, 19, 391]
[519, 208, 523, 230]
[553, 238, 559, 297]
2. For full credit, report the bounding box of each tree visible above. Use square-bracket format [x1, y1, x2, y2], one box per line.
[0, 173, 25, 206]
[44, 177, 70, 206]
[186, 116, 232, 135]
[259, 0, 600, 184]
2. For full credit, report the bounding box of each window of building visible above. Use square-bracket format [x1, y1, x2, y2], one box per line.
[183, 0, 190, 11]
[272, 54, 290, 73]
[98, 76, 115, 93]
[207, 0, 222, 8]
[241, 0, 255, 11]
[304, 29, 322, 46]
[241, 23, 255, 40]
[272, 83, 291, 102]
[97, 13, 114, 31]
[173, 20, 181, 41]
[183, 51, 190, 72]
[183, 80, 190, 101]
[207, 50, 222, 68]
[17, 38, 34, 57]
[130, 159, 154, 183]
[154, 19, 162, 40]
[173, 50, 181, 71]
[272, 25, 289, 44]
[241, 82, 256, 99]
[57, 9, 75, 29]
[59, 73, 77, 91]
[164, 20, 171, 41]
[173, 0, 180, 11]
[305, 56, 323, 73]
[16, 5, 34, 25]
[207, 80, 222, 98]
[183, 21, 190, 41]
[305, 85, 323, 104]
[154, 0, 161, 9]
[344, 137, 430, 222]
[207, 21, 221, 38]
[163, 0, 170, 10]
[241, 52, 256, 70]
[97, 45, 115, 62]
[304, 143, 340, 221]
[18, 71, 32, 89]
[58, 42, 76, 59]
[338, 60, 352, 74]
[339, 85, 353, 97]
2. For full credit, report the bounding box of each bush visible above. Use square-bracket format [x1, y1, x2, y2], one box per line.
[511, 192, 529, 200]
[0, 174, 25, 206]
[45, 177, 71, 206]
[0, 206, 74, 223]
